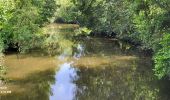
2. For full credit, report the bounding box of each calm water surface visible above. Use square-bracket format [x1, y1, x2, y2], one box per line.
[1, 24, 170, 100]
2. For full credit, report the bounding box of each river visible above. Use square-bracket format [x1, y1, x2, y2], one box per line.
[0, 24, 170, 100]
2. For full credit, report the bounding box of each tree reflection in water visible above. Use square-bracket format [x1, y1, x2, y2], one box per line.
[2, 24, 170, 100]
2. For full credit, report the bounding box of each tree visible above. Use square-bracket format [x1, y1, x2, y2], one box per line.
[0, 0, 57, 53]
[154, 33, 170, 79]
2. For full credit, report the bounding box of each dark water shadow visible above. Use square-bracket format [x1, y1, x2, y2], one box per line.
[74, 57, 170, 100]
[0, 69, 56, 100]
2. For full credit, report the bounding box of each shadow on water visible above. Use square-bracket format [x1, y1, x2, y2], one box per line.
[74, 59, 157, 100]
[0, 69, 55, 100]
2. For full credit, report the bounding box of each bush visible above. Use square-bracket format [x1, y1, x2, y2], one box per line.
[74, 27, 92, 36]
[154, 33, 170, 79]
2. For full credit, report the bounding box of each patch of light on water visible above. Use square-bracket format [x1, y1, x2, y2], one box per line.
[73, 44, 84, 59]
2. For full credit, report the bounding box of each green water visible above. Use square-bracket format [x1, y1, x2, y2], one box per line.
[0, 24, 170, 100]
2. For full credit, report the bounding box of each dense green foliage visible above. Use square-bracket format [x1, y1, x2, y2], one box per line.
[0, 0, 56, 53]
[154, 34, 170, 79]
[55, 0, 170, 79]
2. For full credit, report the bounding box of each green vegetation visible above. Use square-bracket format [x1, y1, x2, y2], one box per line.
[0, 0, 56, 53]
[0, 0, 57, 82]
[0, 0, 169, 79]
[1, 1, 170, 99]
[154, 34, 170, 79]
[55, 0, 170, 79]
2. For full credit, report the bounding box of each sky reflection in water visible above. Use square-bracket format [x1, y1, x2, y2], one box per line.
[50, 62, 78, 100]
[50, 44, 84, 100]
